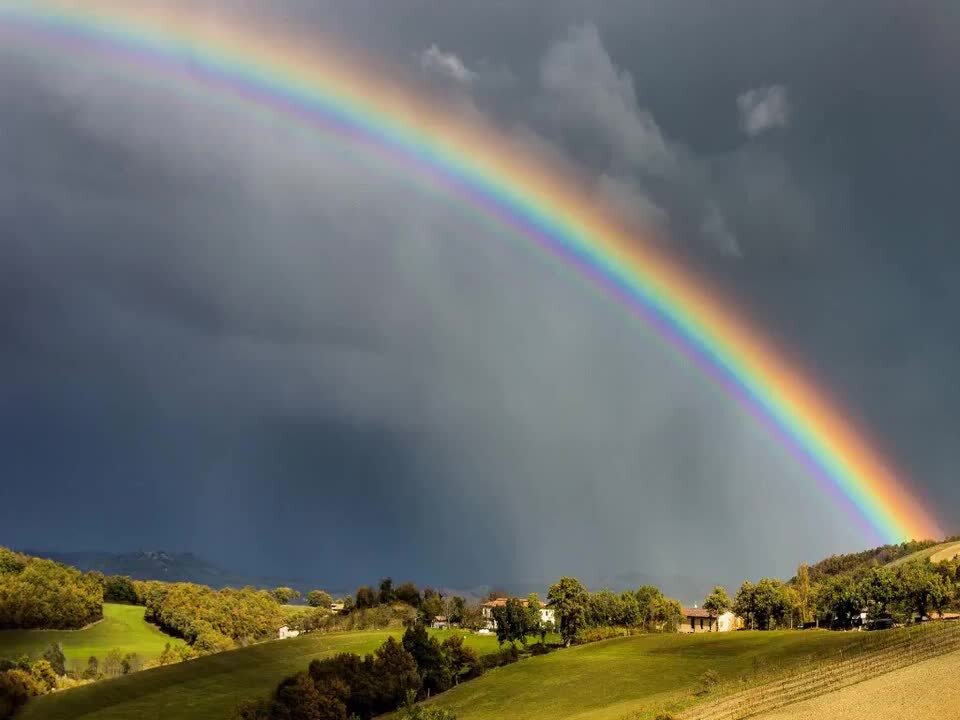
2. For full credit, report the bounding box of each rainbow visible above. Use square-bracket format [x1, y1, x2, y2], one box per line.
[0, 0, 942, 543]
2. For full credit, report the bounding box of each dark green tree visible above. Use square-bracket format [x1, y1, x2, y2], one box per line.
[547, 577, 588, 646]
[307, 590, 333, 608]
[702, 587, 732, 632]
[41, 643, 66, 676]
[271, 587, 301, 605]
[402, 624, 451, 696]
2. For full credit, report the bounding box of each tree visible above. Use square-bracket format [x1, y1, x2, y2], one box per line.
[102, 649, 124, 679]
[82, 656, 99, 680]
[103, 575, 138, 604]
[491, 598, 530, 647]
[121, 653, 142, 675]
[41, 643, 66, 677]
[355, 586, 378, 610]
[859, 567, 899, 620]
[402, 623, 452, 696]
[378, 578, 396, 605]
[0, 668, 46, 719]
[547, 577, 588, 647]
[525, 593, 544, 640]
[28, 660, 57, 692]
[815, 575, 862, 629]
[374, 636, 422, 704]
[440, 635, 478, 685]
[229, 697, 272, 720]
[395, 583, 422, 608]
[420, 588, 444, 624]
[635, 585, 666, 630]
[447, 596, 466, 626]
[157, 642, 179, 667]
[898, 562, 951, 621]
[654, 597, 684, 633]
[272, 671, 326, 720]
[585, 589, 623, 627]
[307, 590, 333, 608]
[272, 587, 301, 605]
[794, 563, 813, 625]
[702, 587, 732, 632]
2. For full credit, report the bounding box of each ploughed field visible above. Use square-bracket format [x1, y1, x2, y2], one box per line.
[755, 649, 960, 720]
[17, 628, 501, 720]
[0, 603, 186, 669]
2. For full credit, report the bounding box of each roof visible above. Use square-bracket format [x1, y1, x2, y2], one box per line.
[482, 597, 549, 609]
[434, 615, 448, 622]
[682, 607, 713, 619]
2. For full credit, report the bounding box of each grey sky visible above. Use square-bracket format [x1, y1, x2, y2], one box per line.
[1, 0, 958, 597]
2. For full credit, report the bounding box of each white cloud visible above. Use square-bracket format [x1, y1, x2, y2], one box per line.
[539, 24, 673, 174]
[737, 85, 791, 136]
[419, 45, 476, 84]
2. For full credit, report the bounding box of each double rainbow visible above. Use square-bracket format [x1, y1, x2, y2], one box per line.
[0, 0, 942, 542]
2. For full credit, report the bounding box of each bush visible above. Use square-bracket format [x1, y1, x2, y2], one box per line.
[696, 669, 720, 696]
[572, 626, 641, 645]
[477, 645, 520, 672]
[0, 668, 46, 719]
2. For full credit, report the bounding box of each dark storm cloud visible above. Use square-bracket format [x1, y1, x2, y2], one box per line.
[1, 0, 958, 598]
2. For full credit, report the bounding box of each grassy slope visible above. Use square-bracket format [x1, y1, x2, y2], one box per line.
[19, 629, 501, 720]
[0, 604, 185, 669]
[887, 540, 960, 567]
[425, 631, 871, 720]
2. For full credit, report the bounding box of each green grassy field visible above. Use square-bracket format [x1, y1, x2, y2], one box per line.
[423, 631, 874, 720]
[17, 628, 503, 720]
[0, 604, 185, 669]
[887, 540, 960, 567]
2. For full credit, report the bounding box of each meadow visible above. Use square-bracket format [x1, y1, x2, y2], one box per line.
[0, 603, 185, 669]
[423, 630, 874, 720]
[17, 627, 503, 720]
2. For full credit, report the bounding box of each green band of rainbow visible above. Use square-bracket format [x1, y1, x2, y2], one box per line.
[0, 0, 942, 543]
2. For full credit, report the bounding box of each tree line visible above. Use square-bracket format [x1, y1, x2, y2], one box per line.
[0, 548, 102, 630]
[729, 556, 960, 630]
[135, 580, 287, 652]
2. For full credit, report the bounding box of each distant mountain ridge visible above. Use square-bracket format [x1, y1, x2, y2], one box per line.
[22, 549, 715, 604]
[22, 549, 300, 592]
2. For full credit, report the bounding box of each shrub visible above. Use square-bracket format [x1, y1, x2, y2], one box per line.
[0, 668, 46, 719]
[28, 660, 57, 692]
[696, 669, 720, 696]
[572, 626, 640, 645]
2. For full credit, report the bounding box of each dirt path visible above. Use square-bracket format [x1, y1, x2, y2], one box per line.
[756, 650, 960, 720]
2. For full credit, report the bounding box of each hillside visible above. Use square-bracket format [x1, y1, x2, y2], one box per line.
[17, 629, 500, 720]
[795, 537, 959, 584]
[423, 631, 871, 720]
[886, 539, 960, 568]
[0, 603, 184, 667]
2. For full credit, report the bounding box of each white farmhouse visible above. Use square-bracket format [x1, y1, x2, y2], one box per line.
[481, 597, 555, 630]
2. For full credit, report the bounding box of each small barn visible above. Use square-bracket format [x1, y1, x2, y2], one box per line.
[679, 607, 741, 633]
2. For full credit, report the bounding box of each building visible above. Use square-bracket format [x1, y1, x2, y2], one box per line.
[278, 625, 301, 639]
[481, 598, 555, 630]
[431, 615, 449, 629]
[330, 602, 345, 613]
[679, 607, 741, 633]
